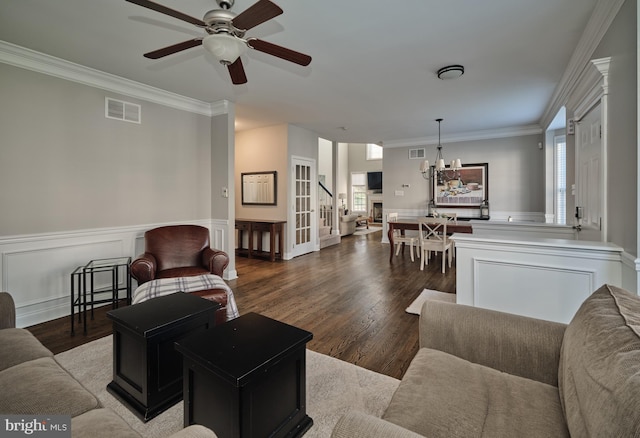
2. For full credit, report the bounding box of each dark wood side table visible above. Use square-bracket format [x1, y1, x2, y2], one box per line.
[106, 293, 220, 422]
[235, 218, 286, 261]
[175, 312, 313, 438]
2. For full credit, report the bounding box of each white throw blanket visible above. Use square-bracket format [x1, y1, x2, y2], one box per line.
[132, 274, 239, 320]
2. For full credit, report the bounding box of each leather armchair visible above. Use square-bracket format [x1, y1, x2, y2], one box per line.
[131, 225, 229, 284]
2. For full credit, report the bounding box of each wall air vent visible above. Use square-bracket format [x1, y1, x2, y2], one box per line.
[105, 97, 141, 124]
[409, 148, 426, 159]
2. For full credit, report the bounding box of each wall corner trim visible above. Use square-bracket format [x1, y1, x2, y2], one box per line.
[0, 40, 224, 117]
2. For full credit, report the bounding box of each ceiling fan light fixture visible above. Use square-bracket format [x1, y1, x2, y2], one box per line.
[437, 65, 464, 80]
[203, 34, 248, 64]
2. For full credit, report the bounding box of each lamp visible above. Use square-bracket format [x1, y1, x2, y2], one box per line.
[420, 118, 462, 183]
[338, 193, 346, 207]
[202, 34, 248, 65]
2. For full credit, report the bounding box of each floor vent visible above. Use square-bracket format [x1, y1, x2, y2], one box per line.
[105, 97, 141, 124]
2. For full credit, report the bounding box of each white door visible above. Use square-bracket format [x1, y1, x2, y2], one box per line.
[575, 103, 604, 241]
[290, 157, 317, 258]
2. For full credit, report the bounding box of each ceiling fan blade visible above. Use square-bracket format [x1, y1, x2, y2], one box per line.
[232, 0, 283, 31]
[125, 0, 206, 27]
[228, 58, 248, 84]
[143, 39, 203, 59]
[249, 39, 312, 66]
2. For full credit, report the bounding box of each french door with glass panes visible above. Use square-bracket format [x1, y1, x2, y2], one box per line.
[290, 157, 317, 258]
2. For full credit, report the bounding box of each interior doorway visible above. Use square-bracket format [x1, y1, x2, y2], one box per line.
[290, 156, 317, 258]
[575, 103, 604, 241]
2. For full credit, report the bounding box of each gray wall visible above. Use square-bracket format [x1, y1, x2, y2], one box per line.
[383, 134, 544, 215]
[592, 0, 637, 255]
[0, 63, 213, 236]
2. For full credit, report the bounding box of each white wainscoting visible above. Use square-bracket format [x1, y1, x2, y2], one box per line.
[452, 234, 624, 324]
[0, 219, 231, 328]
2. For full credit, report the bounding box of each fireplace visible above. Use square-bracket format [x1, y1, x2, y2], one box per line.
[372, 202, 383, 223]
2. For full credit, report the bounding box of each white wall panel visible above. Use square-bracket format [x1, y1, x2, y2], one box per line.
[0, 219, 231, 328]
[453, 234, 624, 323]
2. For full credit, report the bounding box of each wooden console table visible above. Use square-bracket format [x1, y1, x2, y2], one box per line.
[235, 218, 286, 262]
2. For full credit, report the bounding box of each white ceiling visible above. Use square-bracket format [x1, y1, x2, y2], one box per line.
[0, 0, 597, 144]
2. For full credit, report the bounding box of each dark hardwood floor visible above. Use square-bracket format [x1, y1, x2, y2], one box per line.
[27, 228, 456, 380]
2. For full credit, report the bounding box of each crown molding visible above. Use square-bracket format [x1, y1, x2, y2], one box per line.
[0, 40, 229, 117]
[539, 0, 625, 129]
[383, 124, 543, 148]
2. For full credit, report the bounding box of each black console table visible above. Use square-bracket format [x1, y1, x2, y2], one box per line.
[106, 292, 220, 421]
[175, 312, 313, 438]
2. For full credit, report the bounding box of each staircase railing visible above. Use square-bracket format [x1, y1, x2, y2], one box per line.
[319, 181, 334, 231]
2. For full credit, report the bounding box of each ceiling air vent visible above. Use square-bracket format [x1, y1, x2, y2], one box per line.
[409, 148, 426, 159]
[105, 97, 141, 124]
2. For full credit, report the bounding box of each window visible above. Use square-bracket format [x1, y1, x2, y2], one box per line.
[351, 172, 367, 213]
[555, 135, 566, 224]
[366, 143, 383, 160]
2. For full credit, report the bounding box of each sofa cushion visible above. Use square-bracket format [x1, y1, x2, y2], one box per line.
[71, 408, 141, 438]
[0, 357, 100, 416]
[559, 284, 640, 437]
[0, 328, 53, 371]
[383, 348, 569, 437]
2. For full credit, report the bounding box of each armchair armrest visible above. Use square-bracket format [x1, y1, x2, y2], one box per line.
[0, 292, 16, 329]
[202, 248, 229, 277]
[419, 300, 566, 386]
[332, 412, 424, 438]
[130, 253, 157, 285]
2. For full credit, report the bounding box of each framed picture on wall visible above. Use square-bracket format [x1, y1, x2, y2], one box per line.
[432, 163, 488, 208]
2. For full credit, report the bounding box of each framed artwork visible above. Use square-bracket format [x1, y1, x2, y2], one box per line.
[432, 163, 488, 208]
[241, 171, 277, 205]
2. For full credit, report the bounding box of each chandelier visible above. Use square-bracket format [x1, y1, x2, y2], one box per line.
[420, 118, 462, 184]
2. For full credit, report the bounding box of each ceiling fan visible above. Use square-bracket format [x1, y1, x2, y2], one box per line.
[126, 0, 312, 84]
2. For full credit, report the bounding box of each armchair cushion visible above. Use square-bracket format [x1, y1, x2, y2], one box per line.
[0, 357, 100, 416]
[419, 300, 566, 386]
[131, 225, 229, 284]
[559, 284, 640, 437]
[0, 328, 53, 372]
[382, 348, 569, 437]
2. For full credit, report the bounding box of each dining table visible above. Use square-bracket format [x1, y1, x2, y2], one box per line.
[387, 218, 473, 263]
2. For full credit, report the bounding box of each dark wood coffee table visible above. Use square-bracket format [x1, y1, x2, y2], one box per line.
[106, 292, 220, 422]
[175, 312, 313, 438]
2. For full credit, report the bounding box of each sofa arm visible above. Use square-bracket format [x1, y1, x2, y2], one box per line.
[169, 425, 218, 438]
[332, 412, 424, 438]
[202, 248, 229, 277]
[130, 253, 157, 285]
[0, 292, 16, 329]
[419, 300, 566, 386]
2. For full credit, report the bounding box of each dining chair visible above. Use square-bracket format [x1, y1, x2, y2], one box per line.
[441, 213, 457, 256]
[388, 212, 419, 262]
[418, 217, 454, 273]
[442, 212, 458, 223]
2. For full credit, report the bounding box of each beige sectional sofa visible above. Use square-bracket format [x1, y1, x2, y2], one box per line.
[0, 292, 217, 438]
[332, 284, 640, 437]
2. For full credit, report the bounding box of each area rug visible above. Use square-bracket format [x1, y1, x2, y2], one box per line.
[405, 289, 456, 315]
[353, 227, 382, 236]
[55, 336, 399, 438]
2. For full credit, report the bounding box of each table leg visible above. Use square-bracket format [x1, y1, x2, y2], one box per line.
[248, 224, 254, 259]
[70, 272, 75, 335]
[278, 223, 284, 261]
[388, 225, 395, 263]
[270, 224, 276, 262]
